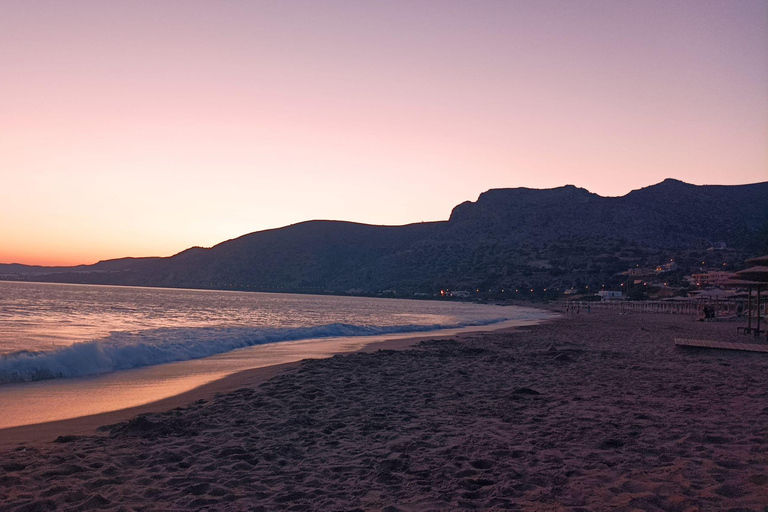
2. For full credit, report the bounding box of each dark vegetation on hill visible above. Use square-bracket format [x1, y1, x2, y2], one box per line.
[3, 179, 767, 298]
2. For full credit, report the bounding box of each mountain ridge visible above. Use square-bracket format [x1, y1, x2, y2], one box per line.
[3, 179, 767, 296]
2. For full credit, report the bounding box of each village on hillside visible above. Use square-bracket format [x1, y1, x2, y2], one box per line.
[437, 246, 767, 326]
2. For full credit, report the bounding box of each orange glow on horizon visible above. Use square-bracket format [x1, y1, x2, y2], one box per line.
[1, 1, 766, 267]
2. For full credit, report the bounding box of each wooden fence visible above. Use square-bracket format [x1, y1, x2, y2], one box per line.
[564, 299, 764, 318]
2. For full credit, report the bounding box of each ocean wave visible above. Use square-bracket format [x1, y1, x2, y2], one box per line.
[0, 319, 510, 384]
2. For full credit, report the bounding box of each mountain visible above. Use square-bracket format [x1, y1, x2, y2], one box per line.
[3, 179, 767, 296]
[0, 257, 161, 276]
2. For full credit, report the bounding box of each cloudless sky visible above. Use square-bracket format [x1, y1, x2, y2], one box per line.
[1, 0, 766, 265]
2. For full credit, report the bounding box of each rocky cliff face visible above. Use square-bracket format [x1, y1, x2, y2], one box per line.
[4, 180, 767, 294]
[448, 179, 768, 248]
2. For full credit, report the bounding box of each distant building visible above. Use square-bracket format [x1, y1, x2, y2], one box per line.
[625, 267, 655, 276]
[598, 290, 623, 301]
[689, 271, 735, 287]
[707, 242, 727, 251]
[655, 262, 678, 273]
[450, 290, 471, 298]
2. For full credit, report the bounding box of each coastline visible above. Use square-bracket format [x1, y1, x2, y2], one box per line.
[3, 309, 767, 510]
[0, 316, 549, 449]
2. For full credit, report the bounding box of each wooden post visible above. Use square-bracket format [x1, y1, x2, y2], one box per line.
[747, 286, 753, 332]
[757, 284, 762, 338]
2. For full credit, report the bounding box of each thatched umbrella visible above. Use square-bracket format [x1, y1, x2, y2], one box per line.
[745, 255, 768, 266]
[734, 266, 768, 336]
[693, 288, 736, 299]
[727, 277, 763, 333]
[727, 278, 762, 287]
[735, 266, 768, 282]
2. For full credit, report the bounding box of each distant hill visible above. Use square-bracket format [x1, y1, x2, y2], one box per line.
[0, 257, 161, 276]
[3, 179, 767, 296]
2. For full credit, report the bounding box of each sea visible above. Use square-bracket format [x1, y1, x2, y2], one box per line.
[0, 281, 552, 428]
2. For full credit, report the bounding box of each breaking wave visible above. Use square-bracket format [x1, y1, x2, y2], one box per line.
[0, 319, 508, 384]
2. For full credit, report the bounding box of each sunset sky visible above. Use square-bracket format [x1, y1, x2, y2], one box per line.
[1, 0, 766, 266]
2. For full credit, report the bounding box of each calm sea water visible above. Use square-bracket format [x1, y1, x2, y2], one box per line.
[0, 281, 549, 385]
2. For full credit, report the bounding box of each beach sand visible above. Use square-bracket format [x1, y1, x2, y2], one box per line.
[1, 310, 767, 511]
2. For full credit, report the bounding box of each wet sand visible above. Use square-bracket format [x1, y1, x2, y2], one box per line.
[1, 311, 767, 511]
[0, 331, 478, 449]
[0, 318, 547, 432]
[0, 320, 540, 442]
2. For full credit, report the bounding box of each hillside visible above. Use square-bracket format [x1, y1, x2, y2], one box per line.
[3, 179, 767, 296]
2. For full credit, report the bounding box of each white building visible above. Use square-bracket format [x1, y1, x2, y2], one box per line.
[598, 290, 623, 301]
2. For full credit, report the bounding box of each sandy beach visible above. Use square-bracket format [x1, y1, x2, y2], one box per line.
[2, 310, 767, 511]
[0, 329, 480, 449]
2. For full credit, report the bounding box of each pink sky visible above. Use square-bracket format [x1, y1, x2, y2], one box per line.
[1, 0, 766, 266]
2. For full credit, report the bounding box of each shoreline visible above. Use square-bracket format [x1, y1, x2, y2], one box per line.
[0, 317, 548, 449]
[3, 310, 766, 510]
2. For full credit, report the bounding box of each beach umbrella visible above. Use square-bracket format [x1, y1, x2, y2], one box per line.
[735, 266, 768, 283]
[694, 288, 735, 299]
[739, 257, 768, 336]
[745, 255, 768, 266]
[734, 269, 768, 338]
[726, 278, 762, 287]
[726, 276, 765, 336]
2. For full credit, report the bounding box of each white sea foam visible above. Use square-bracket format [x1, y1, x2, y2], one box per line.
[0, 319, 510, 384]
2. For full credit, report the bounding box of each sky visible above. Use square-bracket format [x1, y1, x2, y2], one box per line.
[1, 0, 767, 266]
